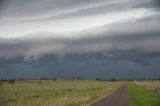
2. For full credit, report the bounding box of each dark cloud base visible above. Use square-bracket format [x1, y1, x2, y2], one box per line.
[0, 52, 160, 79]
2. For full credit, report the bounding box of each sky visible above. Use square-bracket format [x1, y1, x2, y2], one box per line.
[0, 0, 160, 79]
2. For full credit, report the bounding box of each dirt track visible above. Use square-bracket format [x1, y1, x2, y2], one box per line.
[92, 84, 129, 106]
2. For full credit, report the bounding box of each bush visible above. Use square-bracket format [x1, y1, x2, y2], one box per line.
[110, 78, 117, 81]
[76, 77, 84, 80]
[96, 77, 105, 81]
[40, 78, 49, 80]
[38, 81, 42, 85]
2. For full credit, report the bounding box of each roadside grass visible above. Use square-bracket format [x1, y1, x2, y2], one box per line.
[132, 81, 160, 93]
[128, 83, 160, 106]
[0, 80, 122, 106]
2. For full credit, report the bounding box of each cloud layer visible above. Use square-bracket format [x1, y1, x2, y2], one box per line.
[0, 0, 160, 37]
[0, 1, 160, 61]
[0, 15, 160, 64]
[0, 0, 160, 79]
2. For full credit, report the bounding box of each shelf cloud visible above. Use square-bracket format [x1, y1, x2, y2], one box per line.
[0, 15, 160, 64]
[0, 0, 160, 79]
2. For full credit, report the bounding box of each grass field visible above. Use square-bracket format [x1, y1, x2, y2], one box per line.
[128, 82, 160, 106]
[0, 80, 122, 106]
[132, 81, 160, 93]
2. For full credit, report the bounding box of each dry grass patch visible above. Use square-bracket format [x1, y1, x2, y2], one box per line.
[44, 97, 90, 106]
[0, 80, 122, 106]
[132, 81, 160, 93]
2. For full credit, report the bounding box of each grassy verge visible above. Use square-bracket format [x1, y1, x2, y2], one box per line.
[0, 80, 122, 106]
[128, 83, 160, 106]
[132, 81, 160, 93]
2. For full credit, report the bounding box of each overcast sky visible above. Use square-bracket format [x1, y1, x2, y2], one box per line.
[0, 0, 160, 79]
[0, 0, 159, 37]
[0, 0, 159, 60]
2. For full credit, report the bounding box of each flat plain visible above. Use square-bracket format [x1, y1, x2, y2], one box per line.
[1, 80, 160, 106]
[0, 80, 122, 106]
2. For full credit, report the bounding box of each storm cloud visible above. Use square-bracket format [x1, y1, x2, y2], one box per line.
[0, 0, 160, 79]
[0, 16, 160, 64]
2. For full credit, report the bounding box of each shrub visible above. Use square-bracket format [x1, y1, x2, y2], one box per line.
[38, 81, 42, 85]
[96, 77, 104, 81]
[110, 78, 117, 81]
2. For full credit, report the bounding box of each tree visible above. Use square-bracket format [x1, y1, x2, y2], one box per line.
[110, 78, 117, 81]
[96, 77, 103, 81]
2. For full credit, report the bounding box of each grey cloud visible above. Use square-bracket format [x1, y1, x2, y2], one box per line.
[107, 50, 154, 66]
[50, 0, 157, 20]
[0, 0, 113, 21]
[0, 0, 160, 79]
[52, 0, 160, 21]
[134, 0, 160, 9]
[0, 1, 160, 65]
[0, 34, 160, 65]
[1, 0, 159, 22]
[46, 1, 131, 20]
[0, 17, 160, 64]
[0, 0, 7, 11]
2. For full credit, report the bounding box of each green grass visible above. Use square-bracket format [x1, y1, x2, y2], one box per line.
[128, 83, 160, 106]
[0, 80, 122, 106]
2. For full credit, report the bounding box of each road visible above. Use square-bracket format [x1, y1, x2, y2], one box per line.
[92, 84, 129, 106]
